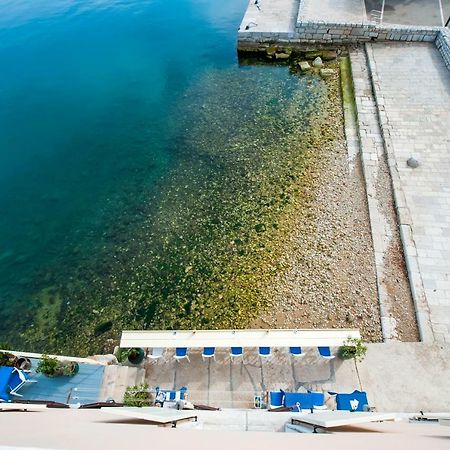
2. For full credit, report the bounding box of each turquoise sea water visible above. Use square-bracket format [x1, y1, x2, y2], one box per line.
[0, 0, 331, 353]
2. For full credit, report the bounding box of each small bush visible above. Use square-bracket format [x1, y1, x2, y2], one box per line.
[36, 355, 60, 376]
[116, 348, 130, 364]
[0, 351, 17, 367]
[123, 383, 152, 407]
[338, 337, 367, 362]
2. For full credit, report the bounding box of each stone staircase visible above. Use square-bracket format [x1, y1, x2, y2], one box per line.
[98, 364, 146, 403]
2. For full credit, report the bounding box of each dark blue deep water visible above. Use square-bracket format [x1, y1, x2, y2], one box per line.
[0, 0, 246, 283]
[0, 0, 330, 354]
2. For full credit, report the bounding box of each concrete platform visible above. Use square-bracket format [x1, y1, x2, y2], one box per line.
[239, 0, 300, 34]
[298, 0, 367, 24]
[112, 343, 450, 413]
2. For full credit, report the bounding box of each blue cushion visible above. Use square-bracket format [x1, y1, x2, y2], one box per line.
[269, 391, 284, 407]
[284, 392, 314, 409]
[336, 390, 368, 411]
[308, 391, 325, 407]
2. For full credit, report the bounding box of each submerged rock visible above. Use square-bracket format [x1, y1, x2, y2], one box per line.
[298, 61, 312, 72]
[321, 50, 338, 61]
[312, 57, 323, 68]
[266, 46, 277, 56]
[320, 68, 336, 78]
[304, 51, 322, 60]
[275, 52, 290, 60]
[255, 223, 266, 233]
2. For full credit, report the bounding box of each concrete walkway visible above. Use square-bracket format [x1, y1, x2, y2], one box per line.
[366, 42, 450, 344]
[298, 0, 367, 24]
[348, 48, 419, 341]
[239, 0, 300, 34]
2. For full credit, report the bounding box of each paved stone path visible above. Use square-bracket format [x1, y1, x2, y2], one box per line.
[298, 0, 367, 24]
[239, 0, 300, 34]
[367, 42, 450, 344]
[349, 48, 418, 341]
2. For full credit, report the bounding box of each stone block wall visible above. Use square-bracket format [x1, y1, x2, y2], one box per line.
[294, 22, 439, 44]
[238, 22, 440, 46]
[436, 28, 450, 70]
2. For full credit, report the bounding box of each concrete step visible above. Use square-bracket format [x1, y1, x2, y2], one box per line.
[98, 365, 147, 403]
[134, 367, 146, 386]
[98, 365, 118, 402]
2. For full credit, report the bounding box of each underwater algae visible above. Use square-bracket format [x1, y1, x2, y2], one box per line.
[18, 64, 343, 356]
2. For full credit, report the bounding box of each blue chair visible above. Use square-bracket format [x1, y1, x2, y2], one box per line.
[289, 347, 304, 357]
[230, 347, 243, 362]
[155, 386, 188, 406]
[318, 346, 335, 359]
[174, 347, 190, 362]
[8, 368, 36, 397]
[202, 347, 215, 361]
[259, 347, 271, 358]
[147, 347, 164, 363]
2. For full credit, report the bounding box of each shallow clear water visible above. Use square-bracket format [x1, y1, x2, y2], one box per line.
[0, 0, 332, 353]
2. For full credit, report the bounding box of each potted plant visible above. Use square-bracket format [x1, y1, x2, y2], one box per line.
[36, 355, 60, 376]
[127, 347, 145, 365]
[0, 351, 17, 367]
[36, 355, 80, 377]
[338, 337, 368, 362]
[61, 361, 80, 376]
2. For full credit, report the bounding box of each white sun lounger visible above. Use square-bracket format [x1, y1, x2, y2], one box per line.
[102, 406, 198, 428]
[291, 411, 396, 433]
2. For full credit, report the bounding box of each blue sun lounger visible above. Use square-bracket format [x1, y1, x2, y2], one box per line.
[0, 367, 14, 402]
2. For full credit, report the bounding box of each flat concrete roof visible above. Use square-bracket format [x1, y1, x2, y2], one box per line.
[120, 328, 360, 348]
[0, 409, 449, 450]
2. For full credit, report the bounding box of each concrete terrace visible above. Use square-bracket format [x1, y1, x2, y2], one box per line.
[9, 358, 105, 405]
[101, 343, 450, 413]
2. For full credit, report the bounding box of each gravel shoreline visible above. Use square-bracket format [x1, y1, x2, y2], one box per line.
[252, 68, 383, 342]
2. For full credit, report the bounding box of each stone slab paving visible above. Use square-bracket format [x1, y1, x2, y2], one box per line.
[367, 42, 450, 343]
[239, 0, 300, 34]
[298, 0, 367, 24]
